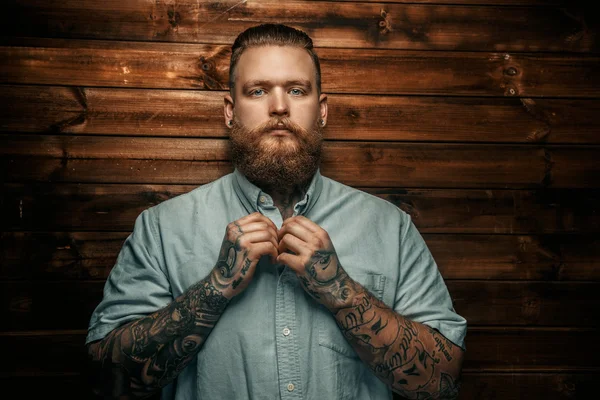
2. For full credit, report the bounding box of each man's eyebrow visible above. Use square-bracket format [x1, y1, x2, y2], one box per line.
[242, 79, 312, 91]
[287, 79, 312, 89]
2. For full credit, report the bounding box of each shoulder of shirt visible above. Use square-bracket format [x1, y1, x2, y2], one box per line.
[143, 173, 233, 217]
[320, 175, 411, 220]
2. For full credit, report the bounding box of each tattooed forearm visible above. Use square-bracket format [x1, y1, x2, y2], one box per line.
[292, 242, 464, 399]
[88, 213, 276, 398]
[87, 274, 229, 398]
[331, 287, 464, 399]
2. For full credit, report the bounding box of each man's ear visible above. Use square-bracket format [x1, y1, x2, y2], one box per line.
[224, 94, 234, 129]
[319, 93, 328, 126]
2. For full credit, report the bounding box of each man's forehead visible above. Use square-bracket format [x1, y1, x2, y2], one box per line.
[235, 45, 316, 83]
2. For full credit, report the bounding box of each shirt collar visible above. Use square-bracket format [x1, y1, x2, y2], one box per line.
[232, 168, 323, 216]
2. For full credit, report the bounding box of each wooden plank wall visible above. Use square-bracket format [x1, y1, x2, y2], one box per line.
[1, 0, 599, 398]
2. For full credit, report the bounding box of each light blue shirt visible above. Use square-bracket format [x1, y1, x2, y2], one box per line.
[86, 169, 467, 400]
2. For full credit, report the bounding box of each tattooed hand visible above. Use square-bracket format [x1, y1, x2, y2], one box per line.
[277, 216, 358, 310]
[211, 212, 279, 299]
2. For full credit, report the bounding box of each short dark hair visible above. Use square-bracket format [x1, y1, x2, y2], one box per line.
[229, 24, 322, 95]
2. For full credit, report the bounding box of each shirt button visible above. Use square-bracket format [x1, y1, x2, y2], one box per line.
[287, 383, 295, 392]
[259, 195, 267, 204]
[282, 327, 291, 336]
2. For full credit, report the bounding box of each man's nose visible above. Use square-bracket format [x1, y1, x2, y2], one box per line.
[269, 89, 289, 117]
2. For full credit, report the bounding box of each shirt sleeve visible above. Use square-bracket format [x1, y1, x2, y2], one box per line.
[393, 212, 467, 349]
[85, 208, 173, 344]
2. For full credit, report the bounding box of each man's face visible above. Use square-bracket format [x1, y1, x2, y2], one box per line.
[224, 45, 328, 188]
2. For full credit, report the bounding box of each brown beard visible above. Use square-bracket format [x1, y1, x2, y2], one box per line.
[229, 116, 323, 190]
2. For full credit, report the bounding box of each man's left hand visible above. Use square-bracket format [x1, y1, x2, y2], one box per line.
[277, 216, 356, 310]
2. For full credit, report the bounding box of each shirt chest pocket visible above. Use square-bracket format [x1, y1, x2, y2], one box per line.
[317, 272, 386, 357]
[315, 273, 388, 399]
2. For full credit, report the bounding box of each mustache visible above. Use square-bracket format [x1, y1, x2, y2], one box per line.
[251, 117, 308, 137]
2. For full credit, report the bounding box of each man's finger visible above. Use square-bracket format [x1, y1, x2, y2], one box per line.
[246, 242, 279, 265]
[237, 222, 278, 240]
[239, 230, 279, 251]
[278, 232, 309, 256]
[276, 252, 303, 273]
[282, 215, 320, 233]
[238, 212, 278, 232]
[278, 220, 313, 243]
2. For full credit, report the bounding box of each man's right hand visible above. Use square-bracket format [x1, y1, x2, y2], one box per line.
[210, 212, 279, 299]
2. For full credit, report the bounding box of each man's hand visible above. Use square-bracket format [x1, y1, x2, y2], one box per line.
[277, 215, 358, 310]
[211, 212, 279, 299]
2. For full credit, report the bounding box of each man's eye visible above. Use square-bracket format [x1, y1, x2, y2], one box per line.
[251, 89, 264, 96]
[289, 88, 303, 95]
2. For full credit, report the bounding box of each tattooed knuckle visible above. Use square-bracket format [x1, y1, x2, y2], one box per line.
[226, 223, 237, 237]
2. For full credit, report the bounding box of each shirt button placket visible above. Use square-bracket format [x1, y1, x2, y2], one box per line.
[275, 272, 303, 399]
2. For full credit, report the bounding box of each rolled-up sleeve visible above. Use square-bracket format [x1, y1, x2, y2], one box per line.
[394, 212, 467, 349]
[86, 208, 172, 344]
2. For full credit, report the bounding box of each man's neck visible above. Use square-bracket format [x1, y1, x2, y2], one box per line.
[263, 184, 307, 220]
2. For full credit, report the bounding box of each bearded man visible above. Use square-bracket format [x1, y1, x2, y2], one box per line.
[86, 24, 467, 400]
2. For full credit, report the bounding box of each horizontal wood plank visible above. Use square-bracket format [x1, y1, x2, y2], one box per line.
[3, 136, 600, 188]
[2, 184, 599, 233]
[0, 232, 129, 281]
[0, 376, 151, 400]
[464, 327, 599, 370]
[1, 281, 598, 330]
[425, 234, 600, 281]
[3, 1, 595, 52]
[456, 372, 596, 400]
[2, 231, 599, 281]
[318, 1, 570, 4]
[1, 328, 597, 375]
[2, 38, 599, 96]
[0, 372, 595, 400]
[3, 85, 600, 144]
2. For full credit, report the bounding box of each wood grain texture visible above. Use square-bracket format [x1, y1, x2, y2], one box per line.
[1, 281, 598, 330]
[457, 372, 596, 400]
[1, 232, 129, 281]
[3, 135, 599, 188]
[4, 1, 596, 52]
[3, 85, 600, 144]
[2, 183, 599, 233]
[0, 376, 160, 400]
[317, 0, 570, 4]
[2, 38, 599, 96]
[0, 372, 594, 400]
[2, 328, 597, 375]
[2, 231, 599, 281]
[1, 0, 597, 395]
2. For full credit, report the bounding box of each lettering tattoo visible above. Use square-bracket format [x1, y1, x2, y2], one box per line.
[241, 257, 252, 275]
[333, 288, 463, 399]
[433, 332, 454, 362]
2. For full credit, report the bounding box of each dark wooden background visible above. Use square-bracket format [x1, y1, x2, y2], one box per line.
[1, 0, 599, 398]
